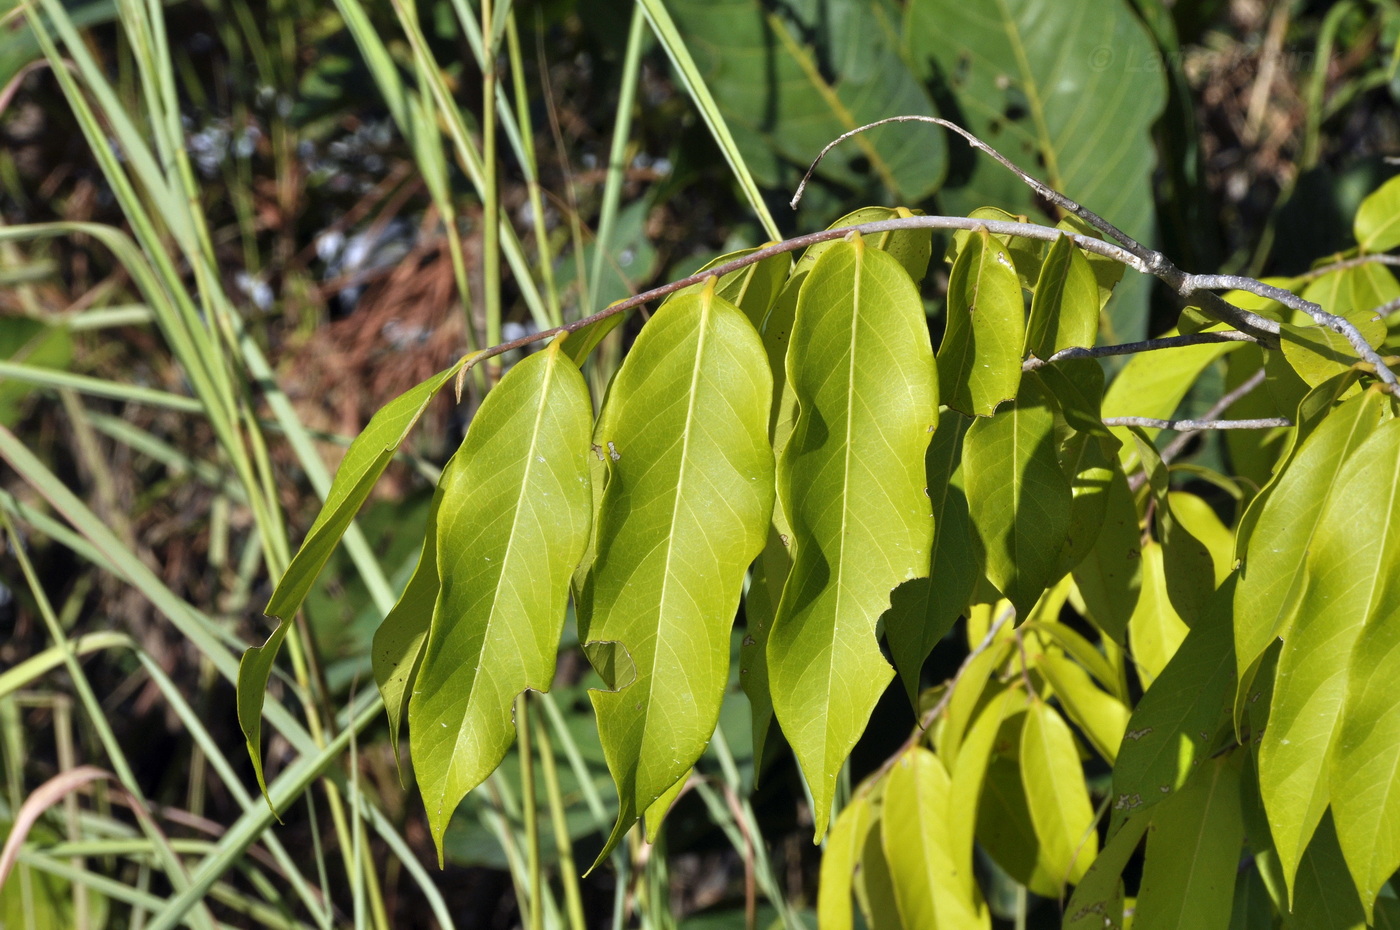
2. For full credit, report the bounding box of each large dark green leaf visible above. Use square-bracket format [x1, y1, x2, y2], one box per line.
[962, 372, 1071, 617]
[769, 237, 937, 837]
[938, 226, 1024, 418]
[408, 341, 593, 856]
[1134, 754, 1244, 930]
[667, 0, 946, 199]
[1260, 417, 1400, 894]
[904, 0, 1166, 342]
[577, 285, 774, 863]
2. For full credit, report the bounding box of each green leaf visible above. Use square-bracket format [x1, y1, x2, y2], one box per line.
[665, 0, 947, 200]
[938, 226, 1024, 418]
[408, 341, 593, 856]
[903, 0, 1166, 343]
[883, 748, 989, 929]
[1355, 174, 1400, 254]
[1287, 814, 1369, 930]
[1021, 699, 1098, 889]
[1132, 429, 1218, 625]
[949, 689, 1026, 889]
[745, 208, 931, 765]
[1071, 449, 1142, 644]
[934, 635, 1016, 765]
[976, 723, 1062, 897]
[1133, 753, 1245, 930]
[1025, 233, 1099, 360]
[265, 359, 467, 622]
[1259, 417, 1400, 895]
[1127, 541, 1190, 688]
[1233, 388, 1385, 707]
[0, 318, 72, 427]
[1331, 582, 1400, 916]
[236, 619, 291, 807]
[963, 372, 1072, 617]
[578, 285, 774, 863]
[1064, 814, 1149, 929]
[1166, 492, 1234, 586]
[372, 485, 445, 761]
[818, 795, 876, 930]
[885, 408, 980, 706]
[1033, 650, 1130, 765]
[1111, 579, 1236, 830]
[769, 238, 937, 838]
[1278, 270, 1389, 387]
[855, 803, 905, 930]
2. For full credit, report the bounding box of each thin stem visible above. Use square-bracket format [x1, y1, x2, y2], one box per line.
[1022, 331, 1258, 370]
[482, 0, 501, 380]
[1158, 366, 1271, 466]
[1293, 252, 1400, 281]
[516, 694, 541, 930]
[1103, 416, 1290, 431]
[533, 715, 587, 930]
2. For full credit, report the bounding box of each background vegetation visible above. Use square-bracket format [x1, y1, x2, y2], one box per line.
[2, 0, 1400, 927]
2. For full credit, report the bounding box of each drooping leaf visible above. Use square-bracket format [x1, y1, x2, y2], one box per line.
[1233, 388, 1385, 707]
[976, 721, 1062, 898]
[903, 0, 1166, 343]
[938, 226, 1024, 417]
[1355, 174, 1400, 254]
[1330, 580, 1400, 916]
[962, 372, 1072, 617]
[664, 245, 791, 332]
[855, 802, 905, 930]
[949, 690, 1026, 892]
[1127, 540, 1190, 688]
[1133, 753, 1244, 930]
[934, 635, 1016, 766]
[769, 238, 937, 838]
[265, 359, 468, 622]
[1063, 814, 1149, 929]
[1071, 449, 1142, 644]
[578, 285, 774, 864]
[236, 618, 291, 805]
[1287, 813, 1369, 930]
[883, 748, 989, 929]
[885, 408, 980, 706]
[818, 794, 876, 930]
[1132, 429, 1218, 625]
[1033, 650, 1129, 765]
[1020, 699, 1098, 889]
[1166, 492, 1234, 586]
[408, 341, 593, 856]
[740, 525, 788, 769]
[1259, 417, 1400, 895]
[1025, 233, 1100, 360]
[1112, 578, 1236, 831]
[667, 0, 947, 198]
[372, 485, 446, 761]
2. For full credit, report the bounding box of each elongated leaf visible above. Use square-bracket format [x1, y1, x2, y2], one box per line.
[1260, 417, 1400, 894]
[578, 285, 774, 863]
[1331, 588, 1400, 916]
[1128, 541, 1190, 688]
[1287, 814, 1369, 930]
[408, 341, 593, 856]
[855, 803, 905, 930]
[949, 690, 1025, 891]
[1112, 579, 1235, 830]
[1355, 174, 1400, 254]
[904, 0, 1165, 343]
[976, 723, 1062, 897]
[1134, 754, 1244, 930]
[1034, 651, 1129, 765]
[818, 795, 875, 930]
[745, 208, 933, 764]
[1071, 448, 1141, 644]
[935, 636, 1016, 765]
[769, 238, 937, 837]
[883, 748, 989, 929]
[1064, 814, 1149, 929]
[963, 373, 1071, 617]
[1133, 429, 1217, 625]
[938, 226, 1024, 417]
[266, 360, 467, 621]
[1233, 389, 1385, 700]
[1025, 233, 1099, 360]
[885, 408, 979, 706]
[1021, 699, 1098, 889]
[236, 620, 291, 804]
[372, 485, 445, 760]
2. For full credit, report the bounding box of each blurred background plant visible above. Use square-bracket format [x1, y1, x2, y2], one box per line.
[0, 0, 1398, 927]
